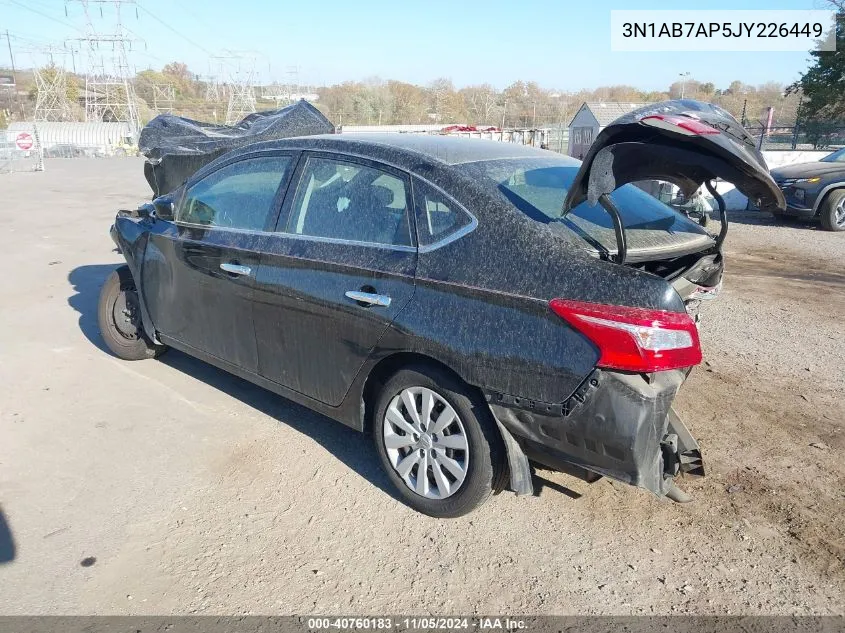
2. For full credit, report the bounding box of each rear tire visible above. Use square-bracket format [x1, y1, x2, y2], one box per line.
[372, 365, 505, 517]
[819, 189, 845, 231]
[97, 266, 167, 360]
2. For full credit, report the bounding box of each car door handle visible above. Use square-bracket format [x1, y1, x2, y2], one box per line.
[220, 262, 252, 276]
[345, 290, 391, 307]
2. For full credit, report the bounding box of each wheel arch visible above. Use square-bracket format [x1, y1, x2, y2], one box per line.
[358, 350, 525, 495]
[360, 351, 473, 433]
[111, 216, 160, 343]
[812, 183, 845, 216]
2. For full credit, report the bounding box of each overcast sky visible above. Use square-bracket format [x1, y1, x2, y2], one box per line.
[0, 0, 824, 91]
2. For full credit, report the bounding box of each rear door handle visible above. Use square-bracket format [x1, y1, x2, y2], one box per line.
[345, 290, 391, 307]
[220, 262, 252, 276]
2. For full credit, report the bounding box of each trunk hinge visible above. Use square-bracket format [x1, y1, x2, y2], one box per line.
[598, 193, 627, 264]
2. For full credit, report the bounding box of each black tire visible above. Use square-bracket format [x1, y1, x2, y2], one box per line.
[819, 189, 845, 231]
[97, 266, 167, 360]
[770, 209, 787, 222]
[372, 364, 505, 518]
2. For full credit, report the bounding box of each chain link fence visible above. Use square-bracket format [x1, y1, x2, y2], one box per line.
[0, 129, 44, 174]
[746, 124, 845, 151]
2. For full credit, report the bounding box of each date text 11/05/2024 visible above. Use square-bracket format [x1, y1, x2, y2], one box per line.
[306, 618, 527, 630]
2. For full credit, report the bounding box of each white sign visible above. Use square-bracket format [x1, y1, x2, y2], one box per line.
[611, 10, 836, 52]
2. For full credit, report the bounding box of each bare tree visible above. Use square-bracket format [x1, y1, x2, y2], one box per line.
[461, 84, 498, 124]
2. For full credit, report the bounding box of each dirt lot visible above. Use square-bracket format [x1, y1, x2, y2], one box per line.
[0, 159, 842, 615]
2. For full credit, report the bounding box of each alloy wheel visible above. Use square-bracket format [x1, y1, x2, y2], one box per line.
[836, 197, 845, 227]
[382, 386, 469, 499]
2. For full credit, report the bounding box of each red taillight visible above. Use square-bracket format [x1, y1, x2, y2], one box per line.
[549, 299, 702, 372]
[641, 114, 719, 136]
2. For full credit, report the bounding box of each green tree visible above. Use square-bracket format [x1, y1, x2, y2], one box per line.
[788, 6, 845, 119]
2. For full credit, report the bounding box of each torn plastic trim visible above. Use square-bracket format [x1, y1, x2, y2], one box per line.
[490, 410, 534, 496]
[487, 368, 697, 500]
[666, 406, 705, 478]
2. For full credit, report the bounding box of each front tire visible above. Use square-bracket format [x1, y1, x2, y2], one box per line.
[97, 266, 167, 360]
[819, 189, 845, 231]
[372, 365, 505, 518]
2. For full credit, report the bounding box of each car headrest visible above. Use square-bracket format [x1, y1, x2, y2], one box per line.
[370, 186, 393, 208]
[312, 162, 337, 182]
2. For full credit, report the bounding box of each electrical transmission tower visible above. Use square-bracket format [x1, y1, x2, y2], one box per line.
[26, 45, 76, 122]
[68, 0, 141, 136]
[204, 75, 221, 102]
[262, 66, 301, 104]
[151, 83, 175, 113]
[34, 64, 75, 121]
[217, 53, 257, 124]
[204, 59, 225, 103]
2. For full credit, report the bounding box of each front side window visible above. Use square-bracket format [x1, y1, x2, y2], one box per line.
[413, 178, 472, 247]
[177, 155, 291, 230]
[286, 157, 412, 247]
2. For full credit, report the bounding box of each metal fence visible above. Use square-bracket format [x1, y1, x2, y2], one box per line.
[746, 124, 845, 151]
[0, 130, 44, 174]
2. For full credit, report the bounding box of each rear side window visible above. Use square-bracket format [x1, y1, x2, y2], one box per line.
[412, 178, 472, 247]
[177, 156, 291, 230]
[286, 157, 412, 247]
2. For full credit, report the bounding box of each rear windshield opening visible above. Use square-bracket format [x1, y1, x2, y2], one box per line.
[463, 157, 711, 256]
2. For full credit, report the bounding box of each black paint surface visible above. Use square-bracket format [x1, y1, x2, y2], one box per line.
[112, 127, 781, 497]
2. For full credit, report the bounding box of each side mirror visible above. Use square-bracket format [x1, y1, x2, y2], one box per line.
[153, 198, 175, 221]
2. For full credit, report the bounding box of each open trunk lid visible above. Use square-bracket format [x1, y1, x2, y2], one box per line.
[563, 100, 785, 215]
[561, 100, 785, 266]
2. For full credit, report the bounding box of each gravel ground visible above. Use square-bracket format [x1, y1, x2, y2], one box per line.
[0, 159, 842, 615]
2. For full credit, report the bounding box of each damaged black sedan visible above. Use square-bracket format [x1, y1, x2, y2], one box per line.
[100, 100, 784, 517]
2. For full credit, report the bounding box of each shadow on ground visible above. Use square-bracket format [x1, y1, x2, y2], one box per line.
[718, 208, 821, 230]
[0, 507, 15, 563]
[67, 264, 399, 503]
[67, 263, 122, 354]
[158, 350, 398, 500]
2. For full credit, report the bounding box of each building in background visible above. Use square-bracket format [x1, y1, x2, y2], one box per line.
[567, 102, 653, 158]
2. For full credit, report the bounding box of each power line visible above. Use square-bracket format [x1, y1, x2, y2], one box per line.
[68, 0, 141, 135]
[170, 1, 229, 44]
[135, 5, 213, 56]
[0, 0, 84, 32]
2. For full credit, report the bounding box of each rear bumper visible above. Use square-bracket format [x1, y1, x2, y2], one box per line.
[487, 369, 703, 498]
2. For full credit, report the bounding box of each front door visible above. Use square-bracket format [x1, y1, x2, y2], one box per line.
[141, 152, 296, 371]
[252, 153, 417, 406]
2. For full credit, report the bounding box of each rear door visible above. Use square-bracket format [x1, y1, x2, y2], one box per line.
[141, 151, 296, 371]
[252, 152, 417, 406]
